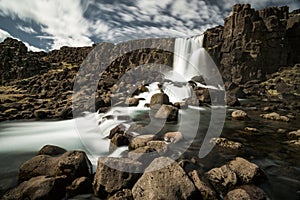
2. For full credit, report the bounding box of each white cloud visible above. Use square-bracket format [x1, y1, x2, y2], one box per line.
[0, 0, 93, 50]
[0, 29, 44, 51]
[1, 0, 299, 50]
[16, 25, 37, 34]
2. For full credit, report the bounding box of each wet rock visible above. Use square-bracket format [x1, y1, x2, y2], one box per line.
[111, 133, 130, 148]
[287, 130, 300, 140]
[150, 93, 170, 108]
[132, 157, 198, 200]
[188, 170, 217, 200]
[228, 157, 261, 184]
[154, 104, 179, 121]
[108, 189, 133, 200]
[210, 137, 242, 150]
[285, 139, 300, 147]
[206, 165, 237, 194]
[38, 145, 67, 156]
[2, 175, 68, 200]
[226, 92, 241, 106]
[109, 124, 127, 139]
[93, 157, 142, 198]
[33, 109, 50, 119]
[260, 112, 290, 122]
[132, 85, 149, 96]
[277, 128, 287, 133]
[224, 185, 267, 200]
[173, 102, 188, 109]
[66, 177, 92, 198]
[163, 131, 184, 143]
[128, 134, 156, 150]
[125, 97, 139, 107]
[19, 150, 92, 183]
[232, 110, 248, 120]
[59, 106, 73, 119]
[244, 127, 259, 132]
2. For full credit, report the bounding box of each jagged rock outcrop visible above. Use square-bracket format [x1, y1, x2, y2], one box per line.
[0, 38, 49, 85]
[204, 4, 300, 84]
[45, 46, 93, 66]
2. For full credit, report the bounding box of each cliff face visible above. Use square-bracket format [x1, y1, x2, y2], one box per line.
[204, 4, 300, 84]
[0, 38, 50, 85]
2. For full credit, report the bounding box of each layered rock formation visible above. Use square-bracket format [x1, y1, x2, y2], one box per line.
[203, 4, 300, 84]
[0, 38, 50, 85]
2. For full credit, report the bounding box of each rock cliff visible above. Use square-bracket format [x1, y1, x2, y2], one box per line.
[203, 4, 300, 84]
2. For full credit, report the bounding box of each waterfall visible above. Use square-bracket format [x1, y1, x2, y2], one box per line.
[166, 35, 204, 82]
[163, 35, 207, 102]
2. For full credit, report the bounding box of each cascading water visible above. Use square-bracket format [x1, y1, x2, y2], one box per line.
[168, 35, 204, 82]
[163, 34, 214, 103]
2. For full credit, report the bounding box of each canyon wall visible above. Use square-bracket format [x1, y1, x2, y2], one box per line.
[203, 4, 300, 84]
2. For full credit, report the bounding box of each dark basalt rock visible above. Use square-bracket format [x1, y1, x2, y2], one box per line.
[204, 4, 300, 84]
[132, 157, 199, 200]
[93, 157, 142, 198]
[19, 150, 92, 183]
[2, 175, 68, 200]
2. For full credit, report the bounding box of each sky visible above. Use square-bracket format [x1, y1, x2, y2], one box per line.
[0, 0, 299, 52]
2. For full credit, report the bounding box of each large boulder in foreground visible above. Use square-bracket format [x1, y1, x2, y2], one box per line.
[132, 157, 199, 200]
[93, 157, 142, 198]
[19, 150, 92, 183]
[2, 175, 68, 200]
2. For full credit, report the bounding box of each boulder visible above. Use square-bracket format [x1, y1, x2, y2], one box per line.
[132, 85, 149, 96]
[287, 130, 300, 140]
[93, 157, 142, 198]
[210, 137, 242, 150]
[206, 165, 237, 194]
[66, 177, 92, 198]
[260, 112, 290, 122]
[132, 157, 199, 200]
[244, 127, 259, 133]
[173, 102, 188, 109]
[111, 133, 130, 147]
[232, 110, 248, 120]
[38, 145, 67, 156]
[33, 109, 50, 119]
[2, 175, 68, 200]
[19, 150, 92, 183]
[163, 131, 184, 143]
[109, 124, 127, 139]
[128, 146, 160, 168]
[188, 170, 217, 200]
[146, 140, 168, 154]
[150, 93, 170, 108]
[226, 92, 241, 106]
[125, 97, 139, 107]
[128, 134, 156, 150]
[224, 185, 267, 200]
[108, 189, 133, 200]
[154, 104, 179, 121]
[228, 157, 261, 184]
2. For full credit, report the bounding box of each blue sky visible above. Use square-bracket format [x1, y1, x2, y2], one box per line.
[0, 0, 299, 52]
